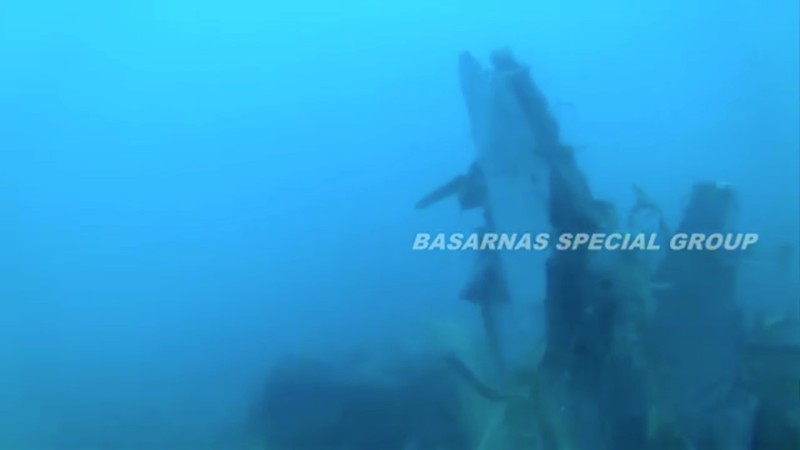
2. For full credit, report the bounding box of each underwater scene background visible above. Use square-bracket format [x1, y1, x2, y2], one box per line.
[1, 1, 799, 449]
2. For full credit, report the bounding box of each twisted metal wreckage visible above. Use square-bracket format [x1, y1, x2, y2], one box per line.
[254, 50, 800, 450]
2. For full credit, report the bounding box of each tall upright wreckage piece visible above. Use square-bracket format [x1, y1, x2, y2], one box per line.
[252, 49, 799, 450]
[431, 49, 799, 449]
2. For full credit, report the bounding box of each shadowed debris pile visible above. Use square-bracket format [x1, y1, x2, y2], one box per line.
[251, 355, 470, 450]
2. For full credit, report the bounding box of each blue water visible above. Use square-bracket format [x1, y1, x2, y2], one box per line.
[1, 1, 798, 448]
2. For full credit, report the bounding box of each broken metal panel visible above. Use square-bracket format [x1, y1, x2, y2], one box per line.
[652, 182, 757, 449]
